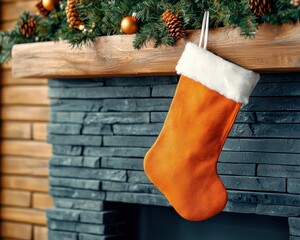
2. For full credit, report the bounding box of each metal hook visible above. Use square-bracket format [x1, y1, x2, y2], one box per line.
[199, 11, 209, 49]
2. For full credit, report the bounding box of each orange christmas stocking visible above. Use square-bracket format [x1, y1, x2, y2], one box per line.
[144, 42, 260, 221]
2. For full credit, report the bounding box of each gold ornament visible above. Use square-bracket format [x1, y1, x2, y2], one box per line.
[78, 24, 85, 31]
[121, 16, 138, 34]
[291, 0, 299, 6]
[249, 0, 273, 16]
[42, 0, 59, 11]
[36, 0, 51, 17]
[161, 9, 186, 41]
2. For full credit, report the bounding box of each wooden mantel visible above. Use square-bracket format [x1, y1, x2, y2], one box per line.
[12, 22, 300, 79]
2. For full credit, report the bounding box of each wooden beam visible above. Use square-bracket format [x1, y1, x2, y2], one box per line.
[1, 69, 48, 86]
[1, 176, 49, 192]
[1, 86, 49, 105]
[1, 106, 50, 121]
[1, 140, 52, 158]
[34, 226, 47, 240]
[1, 20, 16, 31]
[0, 0, 36, 22]
[1, 156, 49, 176]
[32, 193, 53, 210]
[0, 221, 32, 240]
[0, 207, 47, 225]
[12, 22, 300, 79]
[1, 190, 31, 207]
[32, 123, 47, 141]
[1, 122, 32, 139]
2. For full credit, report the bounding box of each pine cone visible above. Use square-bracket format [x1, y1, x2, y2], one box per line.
[161, 9, 186, 41]
[66, 0, 84, 29]
[249, 0, 273, 16]
[36, 0, 51, 17]
[291, 0, 299, 6]
[20, 18, 37, 37]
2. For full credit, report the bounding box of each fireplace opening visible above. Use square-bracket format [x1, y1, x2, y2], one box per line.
[137, 205, 289, 240]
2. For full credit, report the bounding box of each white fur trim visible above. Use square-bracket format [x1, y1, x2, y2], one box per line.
[176, 42, 260, 104]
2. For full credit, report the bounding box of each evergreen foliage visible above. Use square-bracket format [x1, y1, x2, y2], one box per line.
[0, 0, 299, 63]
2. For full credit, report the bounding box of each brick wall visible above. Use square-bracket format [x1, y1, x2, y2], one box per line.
[47, 74, 300, 239]
[0, 1, 51, 239]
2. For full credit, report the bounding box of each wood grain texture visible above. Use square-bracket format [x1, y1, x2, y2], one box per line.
[1, 69, 48, 86]
[1, 156, 49, 176]
[1, 0, 36, 21]
[1, 122, 32, 139]
[1, 176, 49, 192]
[1, 86, 49, 105]
[33, 123, 47, 141]
[0, 221, 32, 240]
[1, 140, 52, 158]
[0, 207, 47, 225]
[32, 193, 53, 210]
[0, 0, 50, 237]
[12, 22, 300, 79]
[2, 61, 12, 70]
[34, 226, 47, 240]
[1, 21, 16, 31]
[1, 106, 50, 121]
[1, 189, 31, 207]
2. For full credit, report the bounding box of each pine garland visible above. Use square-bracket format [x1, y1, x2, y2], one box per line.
[0, 0, 299, 63]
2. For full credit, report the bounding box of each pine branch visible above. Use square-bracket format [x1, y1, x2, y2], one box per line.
[133, 21, 174, 49]
[0, 12, 41, 63]
[0, 0, 299, 63]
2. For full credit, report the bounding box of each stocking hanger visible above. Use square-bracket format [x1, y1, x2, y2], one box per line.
[199, 11, 210, 49]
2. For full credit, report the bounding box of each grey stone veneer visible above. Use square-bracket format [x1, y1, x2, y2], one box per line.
[47, 74, 300, 240]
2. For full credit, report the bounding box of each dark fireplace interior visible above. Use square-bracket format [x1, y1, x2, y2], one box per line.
[137, 205, 289, 240]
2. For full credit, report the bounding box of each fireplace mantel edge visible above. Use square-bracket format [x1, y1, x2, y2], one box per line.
[11, 22, 300, 79]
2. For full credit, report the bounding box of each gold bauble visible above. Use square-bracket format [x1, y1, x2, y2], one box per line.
[42, 0, 59, 11]
[121, 16, 138, 34]
[78, 24, 85, 31]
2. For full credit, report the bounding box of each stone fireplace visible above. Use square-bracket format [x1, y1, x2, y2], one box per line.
[45, 74, 300, 240]
[8, 22, 299, 240]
